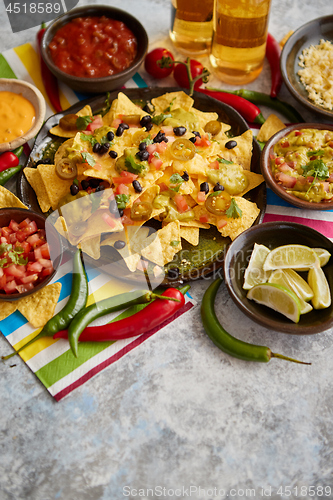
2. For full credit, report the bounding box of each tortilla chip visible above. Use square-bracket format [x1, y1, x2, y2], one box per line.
[0, 301, 17, 321]
[50, 105, 93, 138]
[152, 91, 194, 114]
[17, 282, 62, 328]
[257, 114, 286, 143]
[172, 154, 207, 176]
[180, 226, 199, 246]
[218, 197, 260, 240]
[240, 171, 265, 196]
[103, 92, 147, 126]
[138, 220, 181, 266]
[54, 138, 74, 166]
[180, 219, 210, 229]
[0, 186, 27, 209]
[101, 227, 147, 272]
[24, 168, 51, 213]
[37, 164, 72, 211]
[69, 208, 123, 245]
[80, 235, 101, 260]
[218, 130, 253, 170]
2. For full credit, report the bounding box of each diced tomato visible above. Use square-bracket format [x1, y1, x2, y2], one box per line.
[20, 273, 38, 284]
[281, 141, 290, 148]
[121, 171, 138, 181]
[275, 172, 297, 188]
[2, 226, 13, 238]
[4, 280, 18, 294]
[16, 241, 31, 255]
[9, 232, 17, 244]
[217, 218, 227, 229]
[3, 264, 26, 278]
[158, 182, 169, 192]
[197, 191, 206, 203]
[28, 251, 35, 262]
[115, 183, 130, 195]
[86, 116, 103, 132]
[16, 283, 35, 294]
[156, 141, 167, 154]
[38, 258, 53, 269]
[199, 215, 209, 223]
[195, 134, 211, 148]
[18, 218, 32, 229]
[146, 144, 157, 155]
[294, 131, 303, 136]
[174, 194, 189, 213]
[0, 236, 9, 244]
[111, 118, 122, 128]
[269, 153, 276, 160]
[208, 160, 219, 169]
[34, 247, 42, 260]
[322, 181, 330, 193]
[275, 157, 285, 165]
[41, 268, 53, 278]
[277, 162, 293, 173]
[27, 233, 44, 247]
[27, 261, 44, 273]
[0, 274, 6, 290]
[161, 126, 173, 135]
[37, 228, 46, 240]
[39, 243, 50, 259]
[16, 220, 38, 239]
[9, 220, 20, 231]
[328, 173, 333, 182]
[150, 157, 163, 169]
[102, 213, 117, 228]
[121, 214, 134, 225]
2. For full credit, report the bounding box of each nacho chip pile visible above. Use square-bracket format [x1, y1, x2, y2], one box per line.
[24, 91, 264, 273]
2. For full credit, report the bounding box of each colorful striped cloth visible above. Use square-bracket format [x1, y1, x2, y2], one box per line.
[0, 41, 195, 401]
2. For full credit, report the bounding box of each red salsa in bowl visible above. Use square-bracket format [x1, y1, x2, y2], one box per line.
[48, 15, 138, 79]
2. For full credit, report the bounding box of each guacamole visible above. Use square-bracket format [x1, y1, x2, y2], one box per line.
[272, 128, 333, 203]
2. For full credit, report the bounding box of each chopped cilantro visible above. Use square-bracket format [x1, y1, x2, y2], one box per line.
[217, 158, 233, 165]
[170, 240, 180, 247]
[0, 242, 12, 255]
[226, 198, 242, 218]
[152, 113, 172, 125]
[81, 152, 96, 167]
[306, 149, 325, 157]
[302, 159, 329, 195]
[0, 244, 28, 267]
[208, 190, 224, 197]
[125, 155, 147, 175]
[169, 173, 185, 192]
[141, 135, 154, 145]
[76, 115, 93, 131]
[80, 133, 97, 147]
[115, 194, 130, 209]
[164, 97, 176, 113]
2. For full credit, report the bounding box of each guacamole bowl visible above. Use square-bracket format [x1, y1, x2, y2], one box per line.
[261, 123, 333, 210]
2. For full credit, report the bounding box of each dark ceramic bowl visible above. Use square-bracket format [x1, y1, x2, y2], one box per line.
[280, 15, 333, 119]
[261, 123, 333, 210]
[0, 208, 62, 301]
[224, 222, 333, 334]
[41, 5, 149, 94]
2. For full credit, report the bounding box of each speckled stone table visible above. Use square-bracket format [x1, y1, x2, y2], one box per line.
[1, 1, 333, 499]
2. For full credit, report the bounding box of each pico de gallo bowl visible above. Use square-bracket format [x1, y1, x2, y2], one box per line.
[260, 123, 333, 210]
[0, 208, 62, 300]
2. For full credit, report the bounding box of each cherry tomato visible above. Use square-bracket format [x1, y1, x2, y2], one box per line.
[144, 48, 174, 79]
[173, 59, 205, 90]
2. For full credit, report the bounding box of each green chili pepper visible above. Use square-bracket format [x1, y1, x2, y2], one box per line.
[201, 278, 310, 364]
[11, 146, 24, 158]
[2, 249, 88, 361]
[68, 289, 181, 357]
[206, 87, 304, 124]
[0, 164, 23, 186]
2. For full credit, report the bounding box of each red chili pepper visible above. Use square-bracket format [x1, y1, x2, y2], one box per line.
[266, 33, 283, 98]
[37, 23, 62, 113]
[53, 287, 186, 342]
[197, 88, 265, 125]
[0, 146, 23, 173]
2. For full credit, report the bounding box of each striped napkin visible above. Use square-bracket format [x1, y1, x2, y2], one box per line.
[0, 41, 195, 401]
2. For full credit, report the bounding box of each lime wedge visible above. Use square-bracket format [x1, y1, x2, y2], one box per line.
[263, 244, 319, 271]
[243, 243, 271, 290]
[268, 269, 314, 301]
[308, 267, 331, 309]
[247, 283, 301, 323]
[297, 248, 331, 271]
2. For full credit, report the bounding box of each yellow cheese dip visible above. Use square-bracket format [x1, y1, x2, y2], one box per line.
[0, 91, 36, 143]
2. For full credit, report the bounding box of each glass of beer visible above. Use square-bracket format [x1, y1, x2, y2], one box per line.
[170, 0, 214, 56]
[209, 0, 272, 84]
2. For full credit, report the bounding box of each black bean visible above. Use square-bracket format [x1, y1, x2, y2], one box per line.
[189, 136, 196, 144]
[140, 115, 152, 129]
[200, 182, 209, 194]
[99, 143, 109, 155]
[213, 183, 224, 192]
[81, 180, 90, 190]
[93, 143, 101, 153]
[181, 171, 189, 181]
[153, 130, 167, 143]
[132, 180, 142, 193]
[107, 131, 114, 142]
[70, 183, 79, 196]
[225, 140, 237, 149]
[114, 240, 126, 250]
[95, 184, 106, 192]
[89, 178, 101, 188]
[118, 208, 124, 218]
[109, 150, 118, 159]
[192, 131, 201, 138]
[138, 142, 147, 151]
[173, 126, 186, 136]
[116, 123, 129, 137]
[136, 150, 149, 161]
[35, 158, 52, 167]
[168, 267, 180, 279]
[109, 199, 118, 214]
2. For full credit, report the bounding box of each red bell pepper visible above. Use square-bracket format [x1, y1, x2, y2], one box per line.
[53, 287, 186, 342]
[37, 23, 62, 113]
[0, 146, 23, 173]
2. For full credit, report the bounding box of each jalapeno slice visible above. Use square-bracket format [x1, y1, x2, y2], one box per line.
[169, 138, 196, 161]
[59, 114, 79, 132]
[205, 191, 231, 215]
[56, 158, 77, 180]
[121, 114, 142, 125]
[130, 201, 153, 221]
[204, 120, 222, 136]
